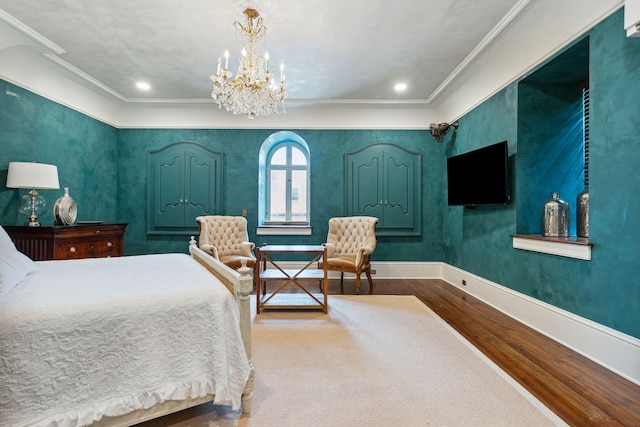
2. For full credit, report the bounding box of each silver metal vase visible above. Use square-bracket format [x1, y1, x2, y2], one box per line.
[542, 192, 569, 237]
[54, 187, 78, 225]
[576, 187, 589, 238]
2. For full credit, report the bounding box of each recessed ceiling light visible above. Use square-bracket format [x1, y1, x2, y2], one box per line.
[394, 83, 407, 92]
[136, 81, 151, 91]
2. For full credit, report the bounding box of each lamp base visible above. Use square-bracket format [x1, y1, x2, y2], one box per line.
[18, 189, 48, 228]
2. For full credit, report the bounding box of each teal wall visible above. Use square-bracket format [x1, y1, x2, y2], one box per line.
[0, 81, 118, 225]
[117, 129, 444, 261]
[442, 10, 640, 338]
[0, 83, 443, 264]
[1, 10, 638, 339]
[441, 84, 519, 279]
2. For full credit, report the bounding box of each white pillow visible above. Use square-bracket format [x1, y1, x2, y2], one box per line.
[0, 242, 39, 297]
[0, 225, 13, 245]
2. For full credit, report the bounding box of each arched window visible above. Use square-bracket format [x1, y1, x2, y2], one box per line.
[258, 132, 311, 233]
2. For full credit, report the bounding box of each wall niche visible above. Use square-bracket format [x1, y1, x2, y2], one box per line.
[516, 37, 589, 236]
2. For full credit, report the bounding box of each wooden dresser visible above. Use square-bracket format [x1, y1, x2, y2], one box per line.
[4, 223, 127, 261]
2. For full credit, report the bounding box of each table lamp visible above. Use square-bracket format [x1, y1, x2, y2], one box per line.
[6, 162, 60, 227]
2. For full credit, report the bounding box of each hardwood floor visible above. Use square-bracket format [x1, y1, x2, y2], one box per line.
[334, 278, 640, 426]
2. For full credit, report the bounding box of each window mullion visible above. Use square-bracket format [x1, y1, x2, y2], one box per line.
[285, 145, 292, 221]
[285, 168, 292, 221]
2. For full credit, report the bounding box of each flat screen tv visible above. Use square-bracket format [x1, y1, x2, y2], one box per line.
[446, 141, 510, 207]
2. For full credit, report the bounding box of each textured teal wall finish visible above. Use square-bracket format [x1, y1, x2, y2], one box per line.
[0, 81, 118, 226]
[443, 10, 640, 338]
[1, 10, 637, 340]
[587, 11, 640, 337]
[441, 84, 518, 280]
[117, 129, 443, 262]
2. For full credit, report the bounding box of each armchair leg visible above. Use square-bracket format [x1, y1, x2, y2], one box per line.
[355, 275, 361, 295]
[340, 272, 344, 294]
[365, 269, 374, 295]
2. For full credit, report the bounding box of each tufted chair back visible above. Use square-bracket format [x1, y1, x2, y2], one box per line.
[321, 216, 378, 294]
[196, 215, 256, 269]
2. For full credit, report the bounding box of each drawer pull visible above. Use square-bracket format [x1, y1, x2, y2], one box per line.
[69, 246, 76, 253]
[107, 242, 113, 248]
[95, 230, 101, 234]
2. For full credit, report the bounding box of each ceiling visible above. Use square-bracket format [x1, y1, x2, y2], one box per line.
[0, 0, 525, 105]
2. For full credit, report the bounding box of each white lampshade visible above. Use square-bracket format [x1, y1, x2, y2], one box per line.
[6, 162, 60, 190]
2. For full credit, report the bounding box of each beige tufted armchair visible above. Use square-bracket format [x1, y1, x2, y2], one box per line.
[320, 216, 378, 294]
[196, 215, 256, 269]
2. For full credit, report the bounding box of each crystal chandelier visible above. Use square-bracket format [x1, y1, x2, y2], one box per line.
[211, 8, 286, 119]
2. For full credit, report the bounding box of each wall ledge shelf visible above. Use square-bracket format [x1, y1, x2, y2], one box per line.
[256, 225, 312, 236]
[511, 234, 593, 260]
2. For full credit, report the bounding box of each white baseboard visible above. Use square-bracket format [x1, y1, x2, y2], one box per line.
[272, 260, 640, 385]
[369, 261, 444, 279]
[440, 263, 640, 386]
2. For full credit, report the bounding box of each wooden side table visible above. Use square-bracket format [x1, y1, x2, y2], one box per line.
[4, 223, 127, 260]
[255, 244, 328, 313]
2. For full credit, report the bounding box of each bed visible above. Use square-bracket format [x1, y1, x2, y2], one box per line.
[0, 226, 254, 427]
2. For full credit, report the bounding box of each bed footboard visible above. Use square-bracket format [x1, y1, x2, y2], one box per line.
[189, 237, 255, 413]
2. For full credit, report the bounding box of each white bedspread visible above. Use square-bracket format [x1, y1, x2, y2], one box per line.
[0, 253, 251, 427]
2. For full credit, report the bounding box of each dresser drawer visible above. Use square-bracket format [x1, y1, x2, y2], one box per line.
[55, 238, 121, 259]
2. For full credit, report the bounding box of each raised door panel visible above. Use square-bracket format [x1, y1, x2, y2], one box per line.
[154, 152, 184, 228]
[383, 148, 416, 230]
[346, 150, 383, 217]
[185, 148, 222, 221]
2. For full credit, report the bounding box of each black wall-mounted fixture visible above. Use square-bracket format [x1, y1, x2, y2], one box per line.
[429, 121, 459, 142]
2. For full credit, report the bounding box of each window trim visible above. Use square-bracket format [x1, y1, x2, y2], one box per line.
[258, 131, 311, 229]
[265, 142, 309, 223]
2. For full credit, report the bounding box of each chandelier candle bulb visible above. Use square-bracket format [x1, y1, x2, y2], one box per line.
[224, 50, 229, 69]
[265, 52, 269, 72]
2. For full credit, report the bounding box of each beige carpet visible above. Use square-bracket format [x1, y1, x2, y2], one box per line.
[141, 295, 566, 427]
